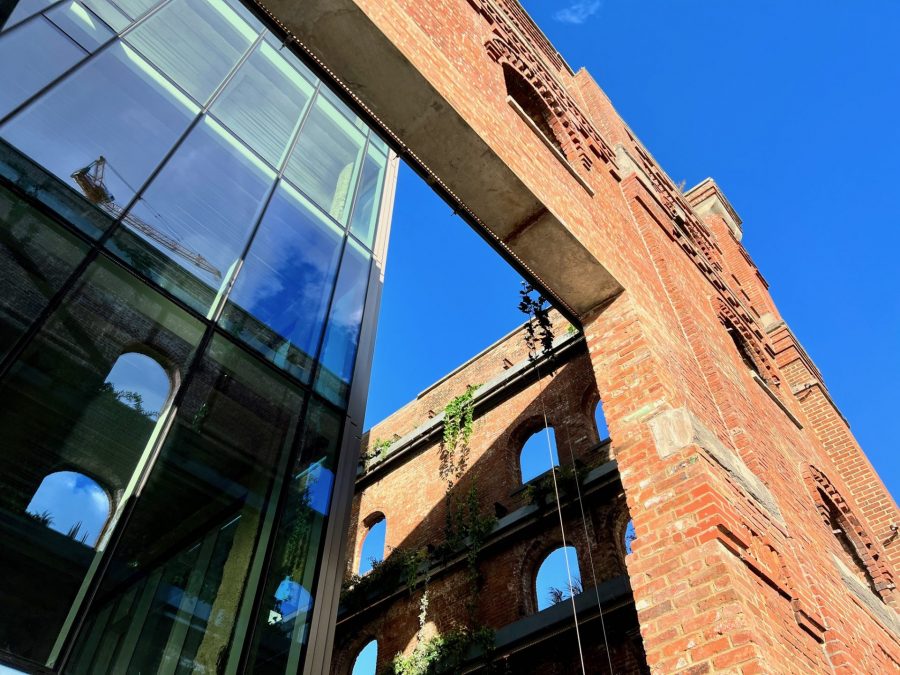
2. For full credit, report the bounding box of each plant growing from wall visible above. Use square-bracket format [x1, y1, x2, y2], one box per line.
[440, 385, 480, 487]
[523, 463, 581, 508]
[361, 437, 393, 471]
[518, 281, 555, 368]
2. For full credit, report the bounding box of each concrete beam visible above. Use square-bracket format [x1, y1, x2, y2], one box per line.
[256, 0, 622, 316]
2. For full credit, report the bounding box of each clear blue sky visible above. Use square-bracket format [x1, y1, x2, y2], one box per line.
[365, 1, 899, 501]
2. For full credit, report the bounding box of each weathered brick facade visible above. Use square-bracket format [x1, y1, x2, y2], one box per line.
[261, 0, 900, 672]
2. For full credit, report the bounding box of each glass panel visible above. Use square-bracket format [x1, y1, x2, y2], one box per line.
[108, 115, 275, 314]
[313, 239, 371, 407]
[220, 181, 342, 383]
[26, 471, 110, 547]
[245, 400, 343, 674]
[2, 0, 54, 29]
[0, 255, 204, 664]
[1, 41, 199, 223]
[46, 1, 114, 51]
[211, 41, 315, 169]
[69, 334, 304, 675]
[0, 17, 85, 119]
[348, 145, 387, 249]
[284, 93, 365, 225]
[125, 0, 258, 105]
[367, 132, 388, 156]
[0, 184, 89, 359]
[111, 0, 156, 20]
[80, 0, 130, 31]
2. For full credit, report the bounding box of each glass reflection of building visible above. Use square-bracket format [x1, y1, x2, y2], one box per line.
[0, 0, 395, 671]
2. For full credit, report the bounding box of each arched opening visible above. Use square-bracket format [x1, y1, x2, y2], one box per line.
[102, 351, 172, 420]
[535, 545, 582, 611]
[519, 426, 559, 483]
[594, 399, 609, 441]
[26, 471, 110, 548]
[821, 489, 879, 595]
[351, 639, 378, 675]
[724, 320, 760, 378]
[359, 514, 386, 575]
[503, 64, 564, 156]
[624, 519, 636, 556]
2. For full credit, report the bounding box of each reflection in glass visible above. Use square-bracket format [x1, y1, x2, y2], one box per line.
[284, 93, 366, 224]
[0, 184, 89, 359]
[212, 41, 316, 169]
[348, 145, 386, 248]
[26, 471, 110, 547]
[125, 0, 258, 105]
[220, 181, 342, 383]
[110, 115, 275, 313]
[1, 41, 199, 216]
[314, 238, 371, 407]
[46, 1, 114, 51]
[0, 17, 86, 119]
[80, 0, 130, 31]
[2, 0, 54, 29]
[110, 0, 157, 20]
[69, 335, 304, 674]
[0, 256, 203, 664]
[246, 400, 343, 674]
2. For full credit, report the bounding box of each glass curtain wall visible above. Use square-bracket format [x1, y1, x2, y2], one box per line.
[0, 0, 394, 671]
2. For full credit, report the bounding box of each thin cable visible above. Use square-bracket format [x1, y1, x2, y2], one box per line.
[534, 362, 587, 675]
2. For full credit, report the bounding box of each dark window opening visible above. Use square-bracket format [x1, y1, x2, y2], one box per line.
[503, 64, 564, 155]
[823, 493, 879, 596]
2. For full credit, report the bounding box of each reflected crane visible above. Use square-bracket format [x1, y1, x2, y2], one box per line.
[71, 157, 222, 279]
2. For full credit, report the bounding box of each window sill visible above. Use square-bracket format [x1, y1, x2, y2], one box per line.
[506, 96, 594, 197]
[751, 371, 803, 430]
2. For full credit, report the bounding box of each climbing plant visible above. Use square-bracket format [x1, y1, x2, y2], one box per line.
[518, 281, 555, 367]
[440, 385, 480, 486]
[361, 437, 393, 471]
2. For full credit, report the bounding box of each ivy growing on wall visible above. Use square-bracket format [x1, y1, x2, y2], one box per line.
[518, 281, 555, 368]
[439, 384, 480, 487]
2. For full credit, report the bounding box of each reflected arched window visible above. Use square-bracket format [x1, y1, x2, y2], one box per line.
[102, 351, 171, 420]
[519, 427, 559, 484]
[26, 471, 110, 547]
[351, 639, 377, 675]
[358, 515, 386, 575]
[535, 546, 582, 611]
[624, 519, 636, 556]
[594, 400, 609, 441]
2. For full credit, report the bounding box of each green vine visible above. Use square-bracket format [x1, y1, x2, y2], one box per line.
[518, 281, 555, 368]
[361, 437, 393, 471]
[392, 625, 496, 675]
[522, 463, 582, 508]
[440, 385, 480, 487]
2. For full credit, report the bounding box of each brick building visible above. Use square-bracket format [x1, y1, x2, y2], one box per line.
[304, 0, 900, 671]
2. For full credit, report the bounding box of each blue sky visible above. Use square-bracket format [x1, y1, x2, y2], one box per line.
[365, 1, 899, 503]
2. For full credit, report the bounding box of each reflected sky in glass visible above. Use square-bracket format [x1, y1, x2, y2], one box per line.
[125, 0, 258, 105]
[221, 181, 342, 381]
[2, 0, 54, 28]
[351, 640, 377, 675]
[46, 1, 114, 51]
[26, 471, 110, 547]
[314, 239, 371, 406]
[104, 351, 171, 418]
[358, 519, 385, 575]
[535, 546, 581, 611]
[116, 115, 275, 310]
[348, 146, 386, 249]
[211, 41, 315, 169]
[0, 17, 85, 119]
[1, 41, 199, 213]
[520, 428, 559, 483]
[80, 0, 130, 31]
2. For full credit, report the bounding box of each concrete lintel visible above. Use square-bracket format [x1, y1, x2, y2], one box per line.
[257, 0, 622, 316]
[649, 407, 785, 525]
[831, 554, 900, 637]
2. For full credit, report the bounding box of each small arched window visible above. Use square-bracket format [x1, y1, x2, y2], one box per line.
[25, 471, 110, 547]
[821, 490, 879, 595]
[351, 639, 377, 675]
[519, 427, 559, 484]
[724, 321, 760, 378]
[594, 400, 609, 441]
[102, 351, 172, 420]
[535, 546, 582, 611]
[503, 64, 564, 156]
[358, 515, 386, 575]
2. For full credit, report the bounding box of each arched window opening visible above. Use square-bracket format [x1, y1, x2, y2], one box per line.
[624, 519, 636, 556]
[519, 427, 559, 484]
[822, 491, 878, 595]
[351, 639, 378, 675]
[594, 400, 609, 441]
[724, 322, 760, 378]
[503, 64, 564, 156]
[102, 351, 172, 420]
[25, 471, 110, 547]
[535, 546, 582, 611]
[359, 515, 386, 575]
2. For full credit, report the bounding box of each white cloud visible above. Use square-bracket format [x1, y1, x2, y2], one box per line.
[554, 0, 602, 25]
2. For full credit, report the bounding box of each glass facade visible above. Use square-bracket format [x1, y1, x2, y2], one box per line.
[0, 0, 394, 671]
